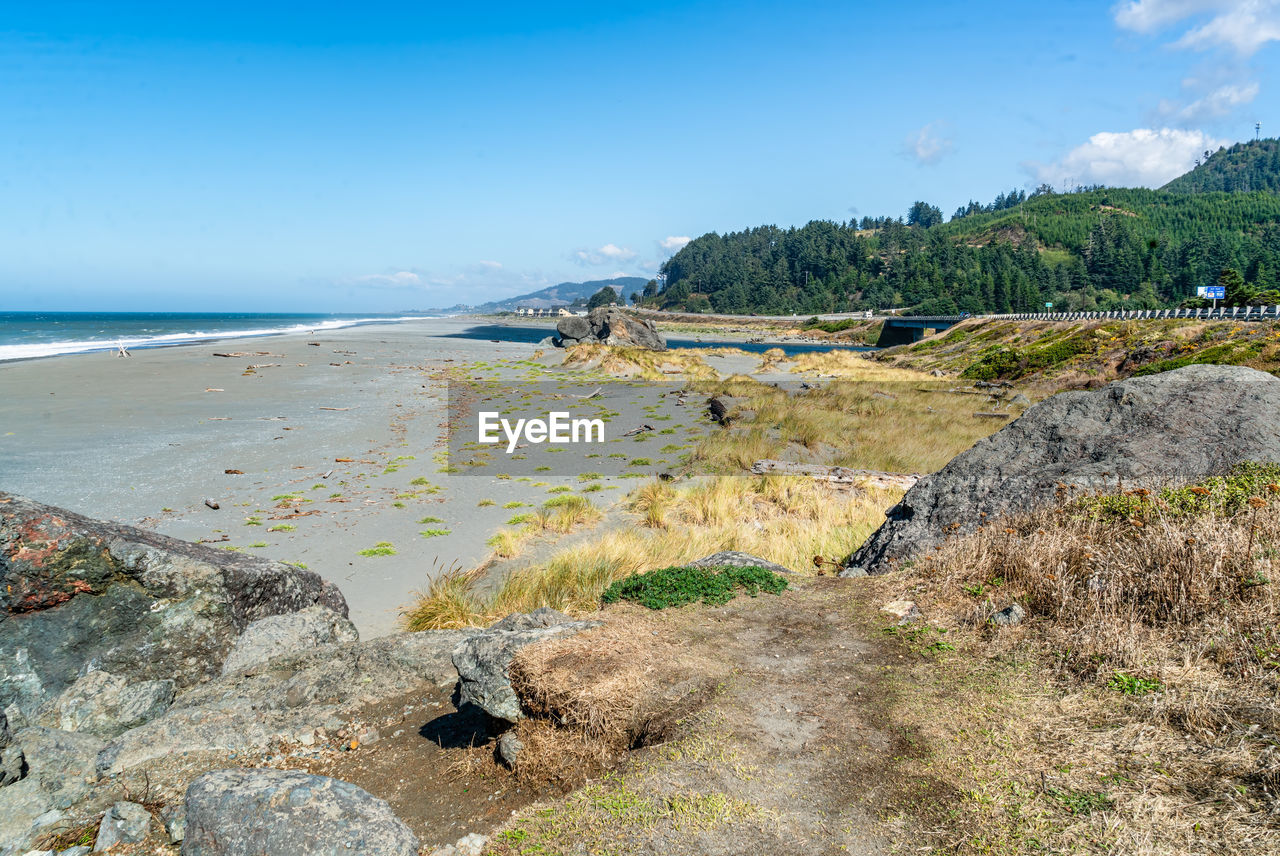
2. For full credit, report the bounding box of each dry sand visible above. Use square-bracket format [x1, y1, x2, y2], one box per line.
[0, 317, 709, 636]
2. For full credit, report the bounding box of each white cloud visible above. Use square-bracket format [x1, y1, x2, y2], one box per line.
[659, 236, 691, 252]
[902, 122, 954, 166]
[1030, 128, 1228, 188]
[573, 243, 638, 265]
[354, 271, 424, 288]
[1115, 0, 1280, 55]
[1159, 81, 1259, 122]
[477, 260, 503, 270]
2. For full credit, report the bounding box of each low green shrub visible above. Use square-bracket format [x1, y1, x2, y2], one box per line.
[601, 564, 788, 610]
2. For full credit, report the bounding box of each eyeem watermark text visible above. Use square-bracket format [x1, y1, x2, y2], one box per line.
[478, 411, 605, 453]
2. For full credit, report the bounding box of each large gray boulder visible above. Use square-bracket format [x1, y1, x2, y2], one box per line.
[553, 308, 666, 350]
[554, 315, 593, 344]
[181, 769, 419, 856]
[220, 605, 358, 677]
[688, 551, 792, 575]
[452, 608, 601, 723]
[590, 307, 666, 349]
[0, 493, 348, 719]
[848, 365, 1280, 574]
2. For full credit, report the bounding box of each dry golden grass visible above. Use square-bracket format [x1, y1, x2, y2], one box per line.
[689, 374, 1007, 474]
[403, 475, 895, 628]
[561, 343, 717, 380]
[785, 349, 937, 380]
[509, 613, 728, 751]
[893, 488, 1280, 854]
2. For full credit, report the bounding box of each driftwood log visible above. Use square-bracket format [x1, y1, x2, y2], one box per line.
[750, 460, 919, 490]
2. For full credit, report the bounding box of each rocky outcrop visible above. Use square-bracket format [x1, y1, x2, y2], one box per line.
[0, 726, 107, 853]
[220, 605, 358, 677]
[847, 365, 1280, 574]
[181, 769, 420, 856]
[688, 551, 792, 575]
[93, 801, 153, 851]
[97, 628, 471, 776]
[554, 308, 666, 350]
[452, 608, 601, 723]
[0, 493, 347, 719]
[0, 712, 23, 787]
[43, 671, 174, 739]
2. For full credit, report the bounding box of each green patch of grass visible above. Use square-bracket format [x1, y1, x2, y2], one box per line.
[419, 528, 451, 538]
[629, 458, 652, 467]
[358, 541, 397, 557]
[535, 466, 552, 472]
[601, 564, 788, 610]
[502, 501, 527, 509]
[581, 483, 603, 492]
[267, 524, 296, 532]
[244, 517, 263, 526]
[419, 515, 446, 524]
[578, 472, 603, 481]
[883, 623, 956, 654]
[247, 541, 268, 548]
[410, 476, 433, 486]
[507, 513, 535, 525]
[547, 486, 573, 494]
[392, 501, 406, 508]
[1107, 671, 1163, 695]
[1047, 786, 1114, 816]
[478, 499, 496, 507]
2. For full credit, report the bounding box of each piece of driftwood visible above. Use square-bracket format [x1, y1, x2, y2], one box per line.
[750, 459, 919, 490]
[203, 498, 220, 510]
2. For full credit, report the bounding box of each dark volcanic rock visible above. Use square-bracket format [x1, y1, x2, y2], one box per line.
[552, 308, 666, 350]
[849, 365, 1280, 574]
[0, 493, 348, 719]
[181, 769, 419, 856]
[452, 608, 601, 723]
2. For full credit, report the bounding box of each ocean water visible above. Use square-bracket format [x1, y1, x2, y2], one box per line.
[0, 311, 437, 361]
[446, 323, 875, 356]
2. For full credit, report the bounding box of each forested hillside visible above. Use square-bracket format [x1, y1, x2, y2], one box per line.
[652, 146, 1280, 315]
[1162, 138, 1280, 194]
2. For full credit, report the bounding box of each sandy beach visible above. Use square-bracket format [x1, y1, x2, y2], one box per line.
[0, 317, 721, 636]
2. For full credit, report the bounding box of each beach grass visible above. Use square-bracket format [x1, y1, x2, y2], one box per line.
[402, 475, 895, 629]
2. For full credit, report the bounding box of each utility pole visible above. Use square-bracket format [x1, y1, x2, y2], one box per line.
[1257, 121, 1262, 141]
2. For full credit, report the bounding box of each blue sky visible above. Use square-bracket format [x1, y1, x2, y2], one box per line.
[1, 0, 1277, 311]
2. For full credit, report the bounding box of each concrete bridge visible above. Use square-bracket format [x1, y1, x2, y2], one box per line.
[876, 316, 966, 346]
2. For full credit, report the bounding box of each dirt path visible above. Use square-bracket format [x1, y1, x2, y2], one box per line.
[484, 577, 924, 855]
